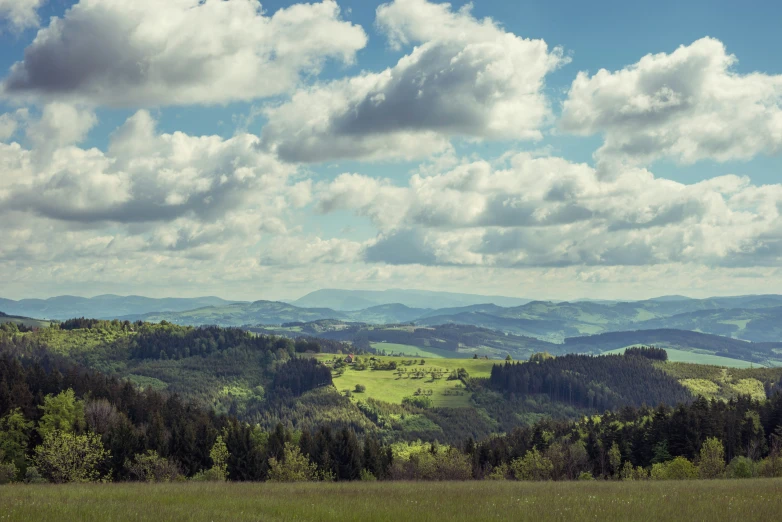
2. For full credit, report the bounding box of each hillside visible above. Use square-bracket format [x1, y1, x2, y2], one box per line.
[0, 311, 50, 329]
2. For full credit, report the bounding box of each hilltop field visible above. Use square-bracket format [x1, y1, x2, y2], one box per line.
[315, 354, 496, 407]
[1, 480, 781, 522]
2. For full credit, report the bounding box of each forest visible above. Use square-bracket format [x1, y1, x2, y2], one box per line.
[2, 345, 782, 484]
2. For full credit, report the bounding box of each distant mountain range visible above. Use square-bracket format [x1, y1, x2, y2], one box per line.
[5, 292, 782, 349]
[291, 288, 531, 310]
[0, 295, 243, 320]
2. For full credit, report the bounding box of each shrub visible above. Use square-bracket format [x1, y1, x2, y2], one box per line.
[510, 448, 553, 481]
[578, 471, 594, 480]
[126, 450, 181, 482]
[651, 457, 697, 480]
[23, 466, 47, 484]
[402, 395, 433, 409]
[33, 431, 109, 483]
[756, 456, 782, 478]
[727, 457, 755, 479]
[0, 462, 18, 484]
[487, 463, 509, 480]
[268, 443, 317, 482]
[354, 384, 366, 393]
[360, 469, 377, 481]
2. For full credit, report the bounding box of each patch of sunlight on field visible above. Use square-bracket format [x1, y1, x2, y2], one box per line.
[2, 480, 782, 522]
[680, 378, 720, 398]
[370, 342, 446, 358]
[314, 355, 496, 407]
[730, 378, 766, 400]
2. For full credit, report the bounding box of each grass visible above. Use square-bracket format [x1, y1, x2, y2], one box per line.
[315, 355, 496, 407]
[606, 347, 757, 368]
[1, 480, 781, 522]
[370, 342, 447, 358]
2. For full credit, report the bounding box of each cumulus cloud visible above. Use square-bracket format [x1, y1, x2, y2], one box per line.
[561, 37, 782, 166]
[0, 0, 45, 31]
[2, 0, 367, 107]
[317, 153, 782, 268]
[0, 109, 297, 225]
[261, 0, 567, 162]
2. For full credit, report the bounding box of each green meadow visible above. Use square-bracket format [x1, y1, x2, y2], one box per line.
[2, 480, 781, 522]
[315, 354, 495, 407]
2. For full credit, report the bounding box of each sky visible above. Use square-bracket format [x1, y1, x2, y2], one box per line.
[0, 0, 781, 302]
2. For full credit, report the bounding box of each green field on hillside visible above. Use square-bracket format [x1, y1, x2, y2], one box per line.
[606, 347, 757, 368]
[0, 315, 51, 329]
[314, 354, 496, 407]
[2, 480, 780, 522]
[370, 342, 466, 358]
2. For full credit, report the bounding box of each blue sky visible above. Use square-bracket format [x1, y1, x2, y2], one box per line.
[0, 0, 781, 301]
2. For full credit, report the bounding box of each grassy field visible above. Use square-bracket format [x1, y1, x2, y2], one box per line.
[1, 480, 781, 522]
[315, 355, 495, 407]
[606, 347, 757, 368]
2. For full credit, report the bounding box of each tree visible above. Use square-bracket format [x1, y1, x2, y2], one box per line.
[0, 408, 33, 474]
[38, 389, 85, 438]
[698, 437, 725, 479]
[208, 435, 229, 481]
[505, 354, 512, 361]
[268, 442, 317, 482]
[727, 457, 754, 479]
[33, 431, 109, 483]
[608, 442, 622, 478]
[510, 448, 553, 481]
[354, 384, 366, 393]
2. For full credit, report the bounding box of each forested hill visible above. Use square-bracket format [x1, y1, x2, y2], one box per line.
[489, 354, 693, 411]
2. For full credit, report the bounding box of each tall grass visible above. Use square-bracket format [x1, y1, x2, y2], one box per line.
[2, 479, 781, 522]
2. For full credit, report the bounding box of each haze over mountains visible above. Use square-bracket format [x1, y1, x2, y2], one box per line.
[4, 290, 782, 347]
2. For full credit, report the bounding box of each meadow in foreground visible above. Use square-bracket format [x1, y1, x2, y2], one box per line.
[2, 479, 781, 522]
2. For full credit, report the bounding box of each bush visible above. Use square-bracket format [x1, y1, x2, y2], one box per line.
[23, 466, 47, 484]
[402, 395, 433, 409]
[33, 431, 109, 483]
[727, 457, 755, 479]
[578, 471, 594, 480]
[0, 462, 18, 484]
[510, 448, 553, 481]
[268, 443, 318, 482]
[360, 469, 377, 481]
[650, 457, 697, 480]
[756, 456, 782, 478]
[126, 450, 181, 482]
[354, 384, 366, 393]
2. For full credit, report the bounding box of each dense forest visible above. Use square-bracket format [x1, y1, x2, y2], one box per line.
[2, 348, 782, 484]
[489, 354, 693, 410]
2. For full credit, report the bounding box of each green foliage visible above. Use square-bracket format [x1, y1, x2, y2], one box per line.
[650, 457, 697, 480]
[38, 389, 85, 438]
[354, 384, 366, 393]
[402, 395, 433, 409]
[698, 438, 726, 479]
[726, 457, 755, 479]
[268, 443, 317, 482]
[359, 469, 377, 481]
[510, 448, 553, 481]
[0, 460, 18, 484]
[126, 450, 181, 483]
[0, 408, 33, 473]
[208, 436, 229, 482]
[33, 431, 109, 483]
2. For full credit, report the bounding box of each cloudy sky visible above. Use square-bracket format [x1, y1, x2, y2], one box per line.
[1, 0, 781, 301]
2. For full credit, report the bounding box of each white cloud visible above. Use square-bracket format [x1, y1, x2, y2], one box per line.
[317, 152, 782, 268]
[2, 0, 367, 107]
[0, 0, 45, 31]
[261, 0, 567, 162]
[561, 37, 782, 166]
